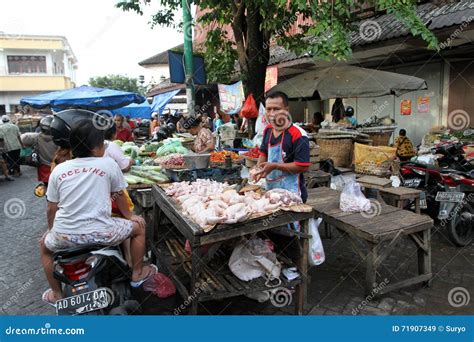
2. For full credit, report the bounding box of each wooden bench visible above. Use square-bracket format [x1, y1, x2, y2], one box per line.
[357, 175, 392, 200]
[305, 170, 331, 188]
[380, 187, 422, 214]
[307, 187, 433, 296]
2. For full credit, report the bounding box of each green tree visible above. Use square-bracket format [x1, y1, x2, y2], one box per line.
[117, 0, 438, 103]
[89, 74, 145, 95]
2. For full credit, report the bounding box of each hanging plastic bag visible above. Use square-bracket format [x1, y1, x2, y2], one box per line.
[340, 181, 371, 212]
[143, 272, 176, 298]
[308, 217, 325, 266]
[229, 238, 281, 282]
[240, 94, 259, 119]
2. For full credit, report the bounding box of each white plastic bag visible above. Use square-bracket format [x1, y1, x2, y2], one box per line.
[340, 181, 371, 212]
[309, 218, 325, 266]
[229, 238, 281, 282]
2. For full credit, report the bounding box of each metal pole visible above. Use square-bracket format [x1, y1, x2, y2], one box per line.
[182, 0, 195, 117]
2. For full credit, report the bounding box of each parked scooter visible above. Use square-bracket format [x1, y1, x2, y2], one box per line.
[53, 245, 141, 315]
[400, 161, 474, 246]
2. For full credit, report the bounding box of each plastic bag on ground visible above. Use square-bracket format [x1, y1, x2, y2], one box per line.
[340, 181, 371, 213]
[229, 238, 281, 282]
[143, 272, 176, 298]
[308, 217, 325, 266]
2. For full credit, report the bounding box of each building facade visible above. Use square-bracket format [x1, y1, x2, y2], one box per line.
[0, 34, 78, 114]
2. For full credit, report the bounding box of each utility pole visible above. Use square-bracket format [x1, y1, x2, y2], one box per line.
[182, 0, 195, 117]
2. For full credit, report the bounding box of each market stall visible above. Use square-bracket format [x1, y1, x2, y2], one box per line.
[307, 187, 433, 295]
[150, 180, 314, 315]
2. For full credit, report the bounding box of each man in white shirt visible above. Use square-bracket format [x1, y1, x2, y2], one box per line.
[40, 119, 154, 305]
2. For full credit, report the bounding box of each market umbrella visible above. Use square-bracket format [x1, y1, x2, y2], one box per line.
[269, 65, 427, 100]
[20, 85, 146, 111]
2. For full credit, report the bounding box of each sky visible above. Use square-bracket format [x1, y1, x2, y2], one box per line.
[0, 0, 184, 86]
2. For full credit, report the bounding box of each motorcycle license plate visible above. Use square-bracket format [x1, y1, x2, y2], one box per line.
[435, 192, 465, 203]
[403, 178, 422, 187]
[56, 288, 110, 315]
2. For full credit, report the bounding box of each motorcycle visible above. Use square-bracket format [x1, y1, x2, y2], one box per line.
[53, 245, 140, 315]
[400, 162, 474, 246]
[437, 171, 474, 246]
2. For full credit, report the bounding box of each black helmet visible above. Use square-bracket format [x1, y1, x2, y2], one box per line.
[166, 122, 176, 134]
[50, 109, 111, 148]
[345, 106, 354, 116]
[39, 115, 54, 133]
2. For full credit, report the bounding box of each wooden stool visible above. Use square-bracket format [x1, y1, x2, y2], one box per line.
[357, 175, 392, 201]
[380, 187, 422, 214]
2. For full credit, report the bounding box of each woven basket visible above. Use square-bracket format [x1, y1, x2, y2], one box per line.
[355, 161, 392, 176]
[316, 138, 353, 167]
[366, 132, 393, 146]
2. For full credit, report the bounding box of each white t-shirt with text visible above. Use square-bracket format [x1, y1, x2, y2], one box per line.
[46, 157, 128, 235]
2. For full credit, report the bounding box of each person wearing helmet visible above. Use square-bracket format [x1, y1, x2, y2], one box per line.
[345, 106, 358, 126]
[40, 117, 154, 304]
[0, 115, 24, 176]
[22, 115, 58, 185]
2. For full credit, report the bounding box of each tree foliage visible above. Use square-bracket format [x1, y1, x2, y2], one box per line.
[117, 0, 438, 102]
[88, 74, 144, 95]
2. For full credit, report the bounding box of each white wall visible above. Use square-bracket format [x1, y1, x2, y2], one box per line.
[343, 62, 443, 145]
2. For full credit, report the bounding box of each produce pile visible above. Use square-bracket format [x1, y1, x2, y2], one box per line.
[164, 179, 302, 229]
[210, 151, 240, 163]
[156, 139, 189, 157]
[124, 166, 169, 185]
[154, 153, 186, 169]
[243, 147, 259, 159]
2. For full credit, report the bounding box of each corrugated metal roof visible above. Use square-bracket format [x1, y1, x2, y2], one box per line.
[139, 44, 184, 66]
[270, 0, 474, 66]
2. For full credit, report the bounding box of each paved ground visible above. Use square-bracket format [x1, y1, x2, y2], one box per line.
[0, 166, 472, 315]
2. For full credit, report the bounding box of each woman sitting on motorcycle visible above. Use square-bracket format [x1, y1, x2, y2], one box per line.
[40, 120, 156, 305]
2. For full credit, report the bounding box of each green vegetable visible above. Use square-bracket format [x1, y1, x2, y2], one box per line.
[113, 140, 124, 146]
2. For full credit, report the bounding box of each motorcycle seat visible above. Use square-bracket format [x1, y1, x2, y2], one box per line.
[53, 244, 117, 261]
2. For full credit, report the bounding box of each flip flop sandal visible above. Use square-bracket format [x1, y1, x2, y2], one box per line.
[130, 264, 158, 288]
[41, 289, 57, 307]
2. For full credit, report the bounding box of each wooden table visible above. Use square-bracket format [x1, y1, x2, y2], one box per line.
[306, 187, 433, 296]
[357, 175, 392, 200]
[380, 187, 422, 214]
[151, 185, 314, 315]
[305, 170, 331, 188]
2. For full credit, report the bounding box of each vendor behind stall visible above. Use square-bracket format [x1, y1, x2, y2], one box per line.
[345, 106, 358, 126]
[255, 91, 311, 203]
[184, 116, 215, 153]
[114, 114, 134, 142]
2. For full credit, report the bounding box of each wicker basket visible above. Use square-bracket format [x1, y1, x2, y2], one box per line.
[366, 132, 393, 146]
[355, 161, 392, 177]
[316, 138, 353, 167]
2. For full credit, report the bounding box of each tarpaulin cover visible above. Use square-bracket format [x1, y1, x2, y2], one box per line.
[111, 101, 152, 119]
[270, 65, 427, 100]
[150, 89, 180, 114]
[20, 85, 146, 110]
